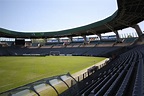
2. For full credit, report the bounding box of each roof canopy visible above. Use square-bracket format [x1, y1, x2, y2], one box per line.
[0, 0, 144, 38]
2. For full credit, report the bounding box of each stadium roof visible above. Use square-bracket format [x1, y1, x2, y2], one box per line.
[0, 0, 144, 38]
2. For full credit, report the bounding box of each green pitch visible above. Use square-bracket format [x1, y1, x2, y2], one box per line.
[0, 56, 105, 93]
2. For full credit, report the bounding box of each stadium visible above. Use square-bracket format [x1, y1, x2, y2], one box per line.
[0, 0, 144, 96]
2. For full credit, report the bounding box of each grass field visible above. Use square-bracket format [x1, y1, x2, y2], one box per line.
[0, 56, 105, 93]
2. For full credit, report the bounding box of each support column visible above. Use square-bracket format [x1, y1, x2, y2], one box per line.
[44, 38, 47, 43]
[57, 38, 60, 42]
[82, 35, 87, 43]
[114, 30, 120, 41]
[132, 24, 143, 37]
[97, 34, 102, 41]
[68, 37, 73, 42]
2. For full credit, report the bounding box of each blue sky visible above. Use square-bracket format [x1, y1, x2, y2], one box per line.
[0, 0, 143, 36]
[0, 0, 117, 32]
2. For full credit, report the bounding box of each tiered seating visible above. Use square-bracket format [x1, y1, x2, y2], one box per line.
[80, 51, 134, 96]
[114, 37, 138, 47]
[132, 46, 144, 96]
[0, 47, 10, 55]
[0, 46, 122, 57]
[123, 38, 137, 43]
[59, 45, 144, 96]
[85, 47, 120, 56]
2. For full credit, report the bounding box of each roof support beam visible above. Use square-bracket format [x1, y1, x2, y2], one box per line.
[124, 12, 144, 19]
[57, 38, 60, 42]
[44, 38, 47, 43]
[132, 24, 143, 37]
[116, 20, 130, 26]
[82, 35, 87, 43]
[114, 30, 120, 41]
[104, 23, 114, 32]
[68, 37, 73, 42]
[97, 34, 102, 41]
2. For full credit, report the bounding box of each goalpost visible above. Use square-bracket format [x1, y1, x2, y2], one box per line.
[50, 51, 60, 56]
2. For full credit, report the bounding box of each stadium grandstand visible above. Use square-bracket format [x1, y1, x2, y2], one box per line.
[0, 0, 144, 96]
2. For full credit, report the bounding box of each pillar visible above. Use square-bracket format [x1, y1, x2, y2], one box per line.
[68, 37, 73, 42]
[97, 34, 102, 41]
[114, 30, 120, 41]
[44, 38, 47, 43]
[132, 24, 143, 37]
[57, 38, 60, 42]
[82, 35, 87, 43]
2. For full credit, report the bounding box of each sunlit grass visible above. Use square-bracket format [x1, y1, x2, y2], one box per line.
[0, 56, 105, 93]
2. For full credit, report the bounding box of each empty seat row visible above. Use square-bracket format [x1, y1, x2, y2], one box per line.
[71, 45, 144, 96]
